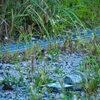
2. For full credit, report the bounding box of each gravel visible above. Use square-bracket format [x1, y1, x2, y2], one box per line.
[0, 51, 100, 100]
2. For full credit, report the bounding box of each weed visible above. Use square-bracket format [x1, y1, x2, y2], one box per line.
[2, 72, 19, 87]
[81, 56, 100, 98]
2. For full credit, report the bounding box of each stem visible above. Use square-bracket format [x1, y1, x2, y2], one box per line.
[31, 52, 35, 73]
[0, 0, 4, 13]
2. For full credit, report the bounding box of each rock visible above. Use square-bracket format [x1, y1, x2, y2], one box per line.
[81, 91, 86, 97]
[72, 95, 78, 100]
[64, 70, 86, 90]
[2, 84, 13, 91]
[0, 75, 4, 82]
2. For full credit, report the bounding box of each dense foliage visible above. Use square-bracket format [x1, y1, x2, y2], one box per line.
[0, 0, 100, 42]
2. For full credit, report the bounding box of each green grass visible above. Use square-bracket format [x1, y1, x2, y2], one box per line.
[0, 0, 100, 41]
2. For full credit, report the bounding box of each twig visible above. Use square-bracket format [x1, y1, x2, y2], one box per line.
[31, 54, 35, 73]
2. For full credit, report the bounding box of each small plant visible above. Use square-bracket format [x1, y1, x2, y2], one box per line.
[81, 56, 100, 98]
[2, 72, 19, 87]
[0, 51, 20, 63]
[34, 68, 52, 87]
[54, 67, 63, 74]
[28, 85, 43, 100]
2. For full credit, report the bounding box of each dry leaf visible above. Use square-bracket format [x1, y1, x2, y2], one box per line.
[19, 26, 26, 34]
[40, 0, 43, 6]
[28, 25, 32, 35]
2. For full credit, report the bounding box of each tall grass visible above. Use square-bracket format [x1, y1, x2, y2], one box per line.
[0, 0, 100, 42]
